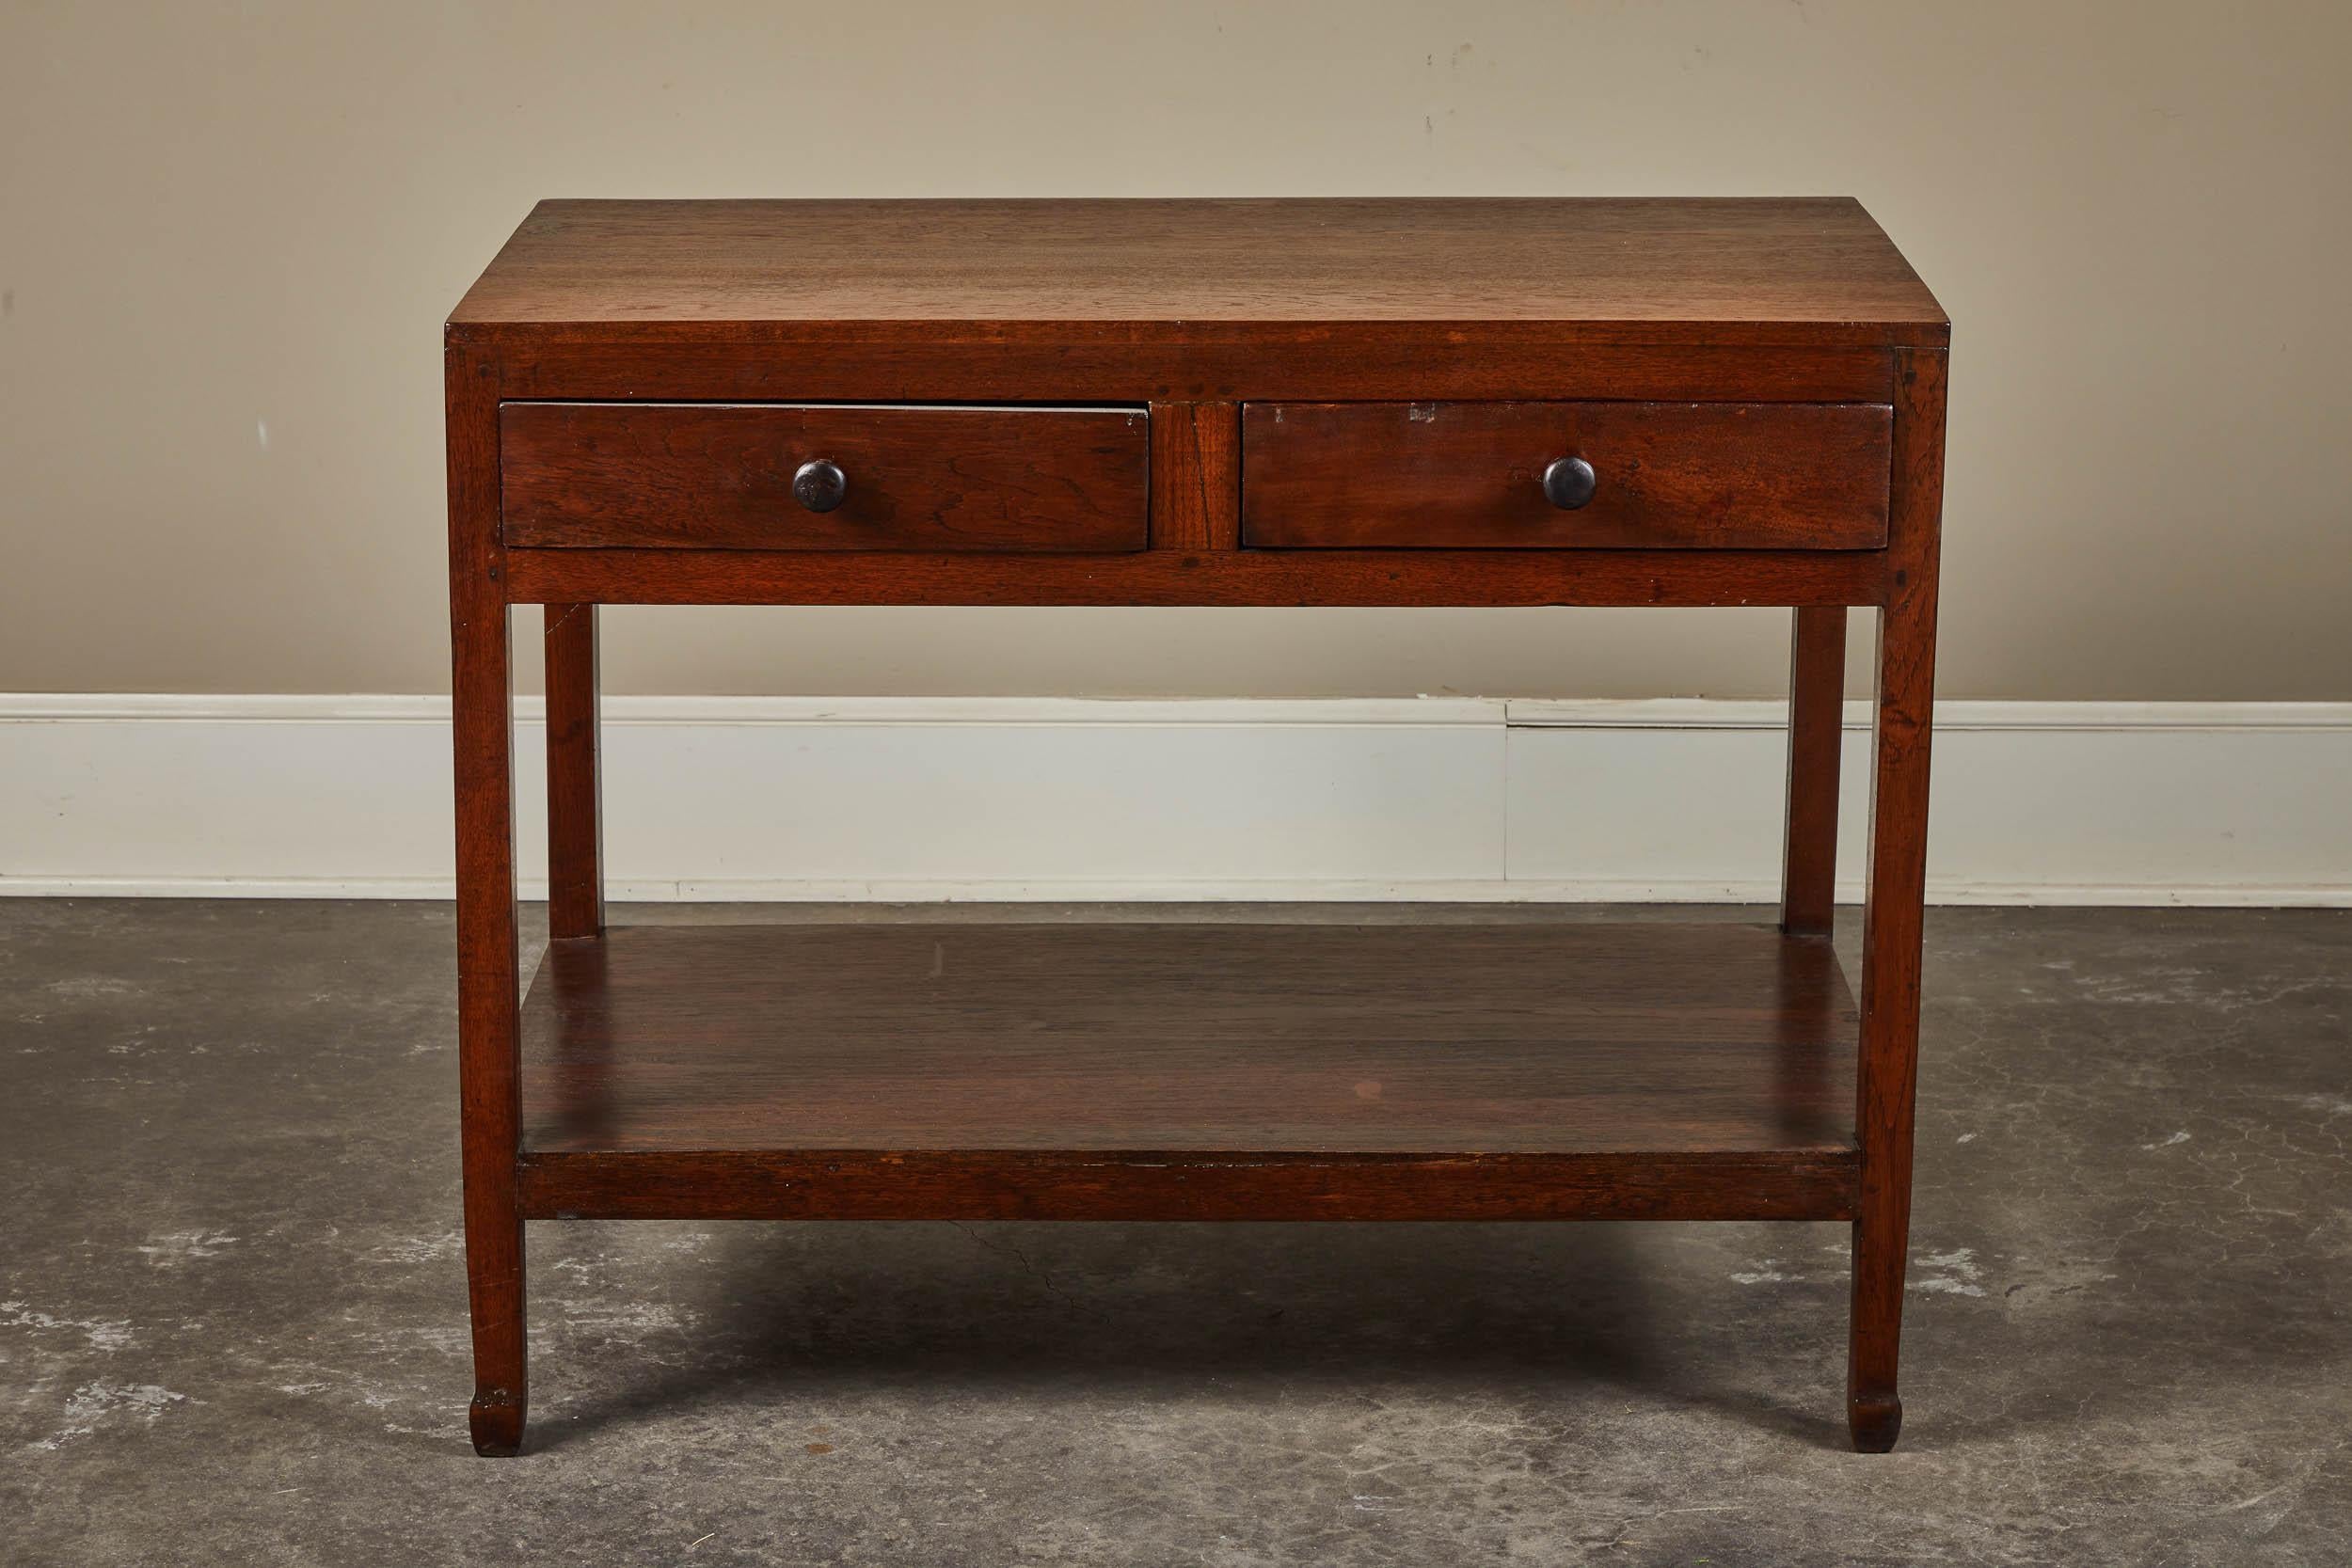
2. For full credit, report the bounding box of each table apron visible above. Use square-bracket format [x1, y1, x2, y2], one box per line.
[472, 335, 1903, 406]
[500, 546, 1893, 609]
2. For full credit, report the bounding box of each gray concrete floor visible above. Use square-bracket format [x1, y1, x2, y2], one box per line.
[2, 899, 2347, 1566]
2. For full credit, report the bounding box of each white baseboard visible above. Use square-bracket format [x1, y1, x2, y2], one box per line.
[3, 695, 2346, 906]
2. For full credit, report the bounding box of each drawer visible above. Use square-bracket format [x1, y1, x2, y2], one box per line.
[501, 403, 1149, 552]
[1242, 402, 1892, 550]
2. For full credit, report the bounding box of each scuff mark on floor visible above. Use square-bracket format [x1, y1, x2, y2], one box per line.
[2, 1301, 135, 1352]
[1729, 1266, 1795, 1285]
[361, 1231, 461, 1265]
[1912, 1247, 1987, 1297]
[30, 1382, 188, 1450]
[135, 1229, 239, 1267]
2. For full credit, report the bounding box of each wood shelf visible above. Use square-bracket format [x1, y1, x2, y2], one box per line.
[516, 922, 1859, 1224]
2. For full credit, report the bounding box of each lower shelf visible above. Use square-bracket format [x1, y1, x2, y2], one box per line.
[516, 920, 1860, 1223]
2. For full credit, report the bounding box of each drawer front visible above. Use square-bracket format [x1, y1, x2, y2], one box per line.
[1242, 402, 1891, 550]
[501, 403, 1149, 552]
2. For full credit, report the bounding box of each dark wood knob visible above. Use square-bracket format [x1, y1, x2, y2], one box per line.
[1542, 456, 1597, 510]
[792, 458, 848, 513]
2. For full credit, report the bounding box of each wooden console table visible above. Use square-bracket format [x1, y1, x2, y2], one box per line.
[444, 198, 1947, 1455]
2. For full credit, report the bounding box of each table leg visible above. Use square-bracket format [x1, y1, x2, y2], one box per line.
[448, 345, 527, 1456]
[1780, 607, 1848, 937]
[1848, 347, 1947, 1452]
[545, 604, 604, 940]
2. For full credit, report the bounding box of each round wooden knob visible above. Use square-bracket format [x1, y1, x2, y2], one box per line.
[792, 458, 848, 514]
[1542, 456, 1597, 510]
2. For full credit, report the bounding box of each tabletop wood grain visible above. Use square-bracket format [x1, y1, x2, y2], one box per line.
[450, 198, 1947, 347]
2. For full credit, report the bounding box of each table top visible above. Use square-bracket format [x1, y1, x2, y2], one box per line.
[450, 198, 1946, 347]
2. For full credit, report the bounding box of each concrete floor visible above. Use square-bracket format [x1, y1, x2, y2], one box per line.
[2, 899, 2346, 1566]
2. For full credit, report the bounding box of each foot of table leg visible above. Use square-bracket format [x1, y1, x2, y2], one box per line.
[1848, 1202, 1911, 1452]
[469, 1385, 527, 1457]
[1847, 1389, 1902, 1453]
[462, 1203, 528, 1455]
[462, 1197, 528, 1456]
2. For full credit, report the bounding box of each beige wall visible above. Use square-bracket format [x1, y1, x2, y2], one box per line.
[4, 1, 2346, 700]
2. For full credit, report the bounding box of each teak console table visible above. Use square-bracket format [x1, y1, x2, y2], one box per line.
[444, 198, 1947, 1456]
